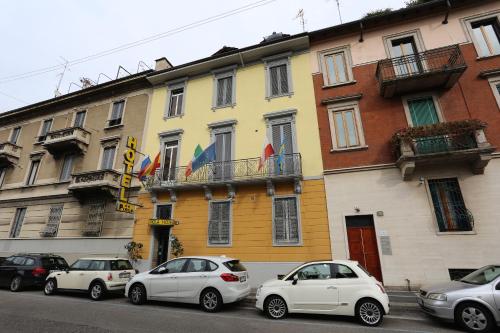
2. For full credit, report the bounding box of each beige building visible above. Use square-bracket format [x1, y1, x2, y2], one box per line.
[0, 72, 152, 263]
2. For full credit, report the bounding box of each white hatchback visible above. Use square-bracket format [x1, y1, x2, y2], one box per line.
[255, 260, 389, 326]
[125, 256, 250, 312]
[44, 257, 136, 300]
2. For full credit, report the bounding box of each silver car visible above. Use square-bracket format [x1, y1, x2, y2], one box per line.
[417, 265, 500, 333]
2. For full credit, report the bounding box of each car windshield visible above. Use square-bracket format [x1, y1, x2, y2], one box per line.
[223, 260, 246, 272]
[461, 265, 500, 285]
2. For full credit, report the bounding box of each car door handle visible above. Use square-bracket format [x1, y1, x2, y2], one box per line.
[327, 286, 337, 290]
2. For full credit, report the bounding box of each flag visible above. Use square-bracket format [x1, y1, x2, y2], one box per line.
[258, 136, 274, 171]
[148, 152, 161, 176]
[191, 143, 216, 173]
[137, 156, 152, 181]
[277, 141, 286, 171]
[185, 144, 203, 177]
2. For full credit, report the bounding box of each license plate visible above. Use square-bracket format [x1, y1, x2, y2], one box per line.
[119, 272, 131, 279]
[240, 275, 247, 282]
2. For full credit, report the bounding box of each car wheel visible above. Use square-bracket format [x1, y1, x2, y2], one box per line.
[10, 276, 22, 292]
[200, 288, 223, 312]
[356, 299, 384, 327]
[129, 284, 147, 305]
[89, 282, 106, 301]
[457, 303, 494, 333]
[264, 295, 288, 320]
[44, 279, 57, 296]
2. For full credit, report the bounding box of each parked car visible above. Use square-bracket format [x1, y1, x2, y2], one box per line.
[418, 265, 500, 333]
[126, 256, 250, 312]
[44, 257, 136, 301]
[0, 253, 69, 292]
[255, 260, 389, 326]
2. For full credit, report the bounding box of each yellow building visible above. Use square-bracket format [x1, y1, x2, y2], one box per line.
[133, 33, 330, 286]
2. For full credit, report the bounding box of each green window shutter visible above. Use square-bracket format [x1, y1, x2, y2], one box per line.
[408, 97, 440, 126]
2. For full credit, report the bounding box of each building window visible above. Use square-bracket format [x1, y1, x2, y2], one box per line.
[26, 159, 40, 185]
[404, 96, 442, 126]
[488, 77, 500, 109]
[327, 101, 366, 151]
[214, 130, 232, 181]
[38, 119, 53, 142]
[9, 127, 21, 145]
[264, 56, 292, 98]
[0, 168, 6, 188]
[470, 18, 500, 57]
[273, 196, 300, 245]
[100, 146, 116, 170]
[162, 140, 178, 181]
[208, 201, 231, 246]
[108, 100, 125, 127]
[83, 200, 106, 237]
[167, 87, 184, 118]
[320, 46, 354, 86]
[10, 207, 27, 238]
[40, 204, 63, 237]
[428, 178, 472, 232]
[60, 154, 74, 181]
[74, 111, 86, 128]
[156, 204, 172, 219]
[213, 70, 235, 108]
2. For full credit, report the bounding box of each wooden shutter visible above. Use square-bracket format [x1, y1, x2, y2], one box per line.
[408, 97, 440, 126]
[286, 198, 299, 242]
[270, 66, 279, 96]
[225, 77, 233, 105]
[274, 199, 286, 242]
[208, 201, 230, 244]
[279, 64, 289, 94]
[274, 198, 299, 244]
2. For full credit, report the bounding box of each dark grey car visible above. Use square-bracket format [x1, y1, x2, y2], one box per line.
[417, 265, 500, 333]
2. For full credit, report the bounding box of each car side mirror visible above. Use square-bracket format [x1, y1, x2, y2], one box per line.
[292, 275, 298, 285]
[496, 283, 500, 291]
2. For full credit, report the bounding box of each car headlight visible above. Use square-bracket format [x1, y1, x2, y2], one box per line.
[256, 285, 262, 297]
[427, 293, 447, 301]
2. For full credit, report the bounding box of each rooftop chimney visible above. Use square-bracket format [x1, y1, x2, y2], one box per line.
[155, 57, 173, 71]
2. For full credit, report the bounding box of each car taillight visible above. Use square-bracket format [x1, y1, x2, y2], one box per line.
[32, 267, 47, 277]
[376, 283, 386, 294]
[107, 273, 113, 281]
[220, 273, 239, 282]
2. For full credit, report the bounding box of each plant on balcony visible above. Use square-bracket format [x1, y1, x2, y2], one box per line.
[125, 241, 143, 261]
[170, 234, 184, 258]
[391, 119, 487, 154]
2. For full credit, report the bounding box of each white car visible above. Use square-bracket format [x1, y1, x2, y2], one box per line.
[44, 257, 136, 300]
[125, 256, 250, 312]
[255, 260, 389, 326]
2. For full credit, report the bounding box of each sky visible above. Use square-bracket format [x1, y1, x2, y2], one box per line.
[0, 0, 407, 112]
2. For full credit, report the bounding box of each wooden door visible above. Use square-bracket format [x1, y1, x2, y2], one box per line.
[345, 215, 383, 283]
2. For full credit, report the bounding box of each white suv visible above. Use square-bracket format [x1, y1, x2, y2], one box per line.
[44, 257, 136, 300]
[255, 260, 389, 326]
[125, 256, 250, 312]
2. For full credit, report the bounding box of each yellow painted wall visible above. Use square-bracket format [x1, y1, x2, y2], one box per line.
[133, 179, 331, 261]
[143, 52, 323, 178]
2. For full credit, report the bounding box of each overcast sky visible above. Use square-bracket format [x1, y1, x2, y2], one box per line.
[0, 0, 406, 112]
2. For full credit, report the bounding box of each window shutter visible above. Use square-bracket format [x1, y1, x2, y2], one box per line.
[270, 66, 279, 96]
[271, 124, 281, 153]
[282, 123, 293, 154]
[287, 198, 299, 242]
[408, 97, 439, 126]
[208, 202, 221, 243]
[225, 77, 232, 105]
[216, 78, 225, 106]
[220, 202, 230, 243]
[274, 199, 286, 242]
[208, 202, 230, 244]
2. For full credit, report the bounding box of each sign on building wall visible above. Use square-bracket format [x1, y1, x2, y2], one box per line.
[149, 219, 180, 226]
[117, 136, 137, 214]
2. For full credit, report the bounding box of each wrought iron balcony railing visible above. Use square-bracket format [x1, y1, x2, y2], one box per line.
[146, 153, 302, 189]
[435, 206, 474, 233]
[397, 133, 478, 158]
[376, 45, 467, 97]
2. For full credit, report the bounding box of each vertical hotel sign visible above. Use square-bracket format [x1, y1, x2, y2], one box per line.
[117, 136, 137, 213]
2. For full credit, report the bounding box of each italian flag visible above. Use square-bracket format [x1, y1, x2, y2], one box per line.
[258, 136, 274, 171]
[185, 144, 203, 177]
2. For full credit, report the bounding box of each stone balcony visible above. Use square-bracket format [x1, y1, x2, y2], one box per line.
[393, 121, 495, 180]
[0, 142, 21, 167]
[68, 169, 121, 200]
[42, 127, 91, 157]
[376, 45, 467, 98]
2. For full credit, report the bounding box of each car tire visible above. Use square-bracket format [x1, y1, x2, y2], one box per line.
[264, 295, 288, 320]
[129, 283, 147, 305]
[44, 279, 57, 296]
[10, 275, 22, 292]
[456, 303, 494, 333]
[89, 281, 106, 301]
[200, 288, 223, 313]
[356, 298, 384, 327]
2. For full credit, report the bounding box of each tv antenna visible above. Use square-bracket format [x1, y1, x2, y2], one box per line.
[54, 57, 69, 97]
[336, 0, 343, 24]
[294, 9, 306, 32]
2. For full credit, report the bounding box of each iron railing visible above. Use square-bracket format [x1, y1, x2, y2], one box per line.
[376, 44, 466, 82]
[397, 132, 478, 159]
[146, 153, 302, 189]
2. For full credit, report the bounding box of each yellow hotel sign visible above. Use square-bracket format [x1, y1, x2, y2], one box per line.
[116, 136, 137, 214]
[149, 219, 180, 226]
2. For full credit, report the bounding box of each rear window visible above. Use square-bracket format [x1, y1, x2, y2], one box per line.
[42, 257, 69, 270]
[223, 260, 246, 272]
[110, 260, 133, 271]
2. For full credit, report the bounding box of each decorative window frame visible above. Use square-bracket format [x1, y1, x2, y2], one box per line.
[401, 92, 445, 127]
[72, 109, 87, 128]
[98, 137, 120, 170]
[318, 45, 355, 88]
[211, 65, 237, 110]
[272, 194, 303, 247]
[164, 77, 188, 119]
[382, 29, 426, 58]
[326, 99, 367, 152]
[461, 10, 500, 59]
[263, 109, 299, 154]
[9, 126, 22, 145]
[208, 120, 237, 161]
[153, 202, 174, 219]
[158, 129, 183, 179]
[263, 52, 294, 99]
[105, 98, 127, 129]
[207, 199, 233, 247]
[487, 76, 500, 110]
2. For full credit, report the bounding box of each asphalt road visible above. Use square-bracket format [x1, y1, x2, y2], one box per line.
[0, 289, 495, 333]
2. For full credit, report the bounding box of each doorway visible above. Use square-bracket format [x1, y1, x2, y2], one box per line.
[345, 215, 383, 282]
[154, 227, 171, 267]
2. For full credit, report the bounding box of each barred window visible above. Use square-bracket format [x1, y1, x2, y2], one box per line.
[83, 201, 106, 237]
[208, 201, 231, 245]
[273, 197, 300, 245]
[40, 204, 63, 237]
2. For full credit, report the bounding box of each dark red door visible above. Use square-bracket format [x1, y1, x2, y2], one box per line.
[345, 215, 383, 283]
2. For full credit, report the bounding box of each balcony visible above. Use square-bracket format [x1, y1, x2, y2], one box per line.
[376, 45, 467, 98]
[0, 142, 21, 167]
[42, 127, 91, 157]
[146, 154, 302, 198]
[68, 169, 121, 200]
[393, 120, 495, 180]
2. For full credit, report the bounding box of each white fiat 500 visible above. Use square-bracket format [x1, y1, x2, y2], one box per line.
[125, 256, 250, 312]
[256, 260, 389, 326]
[44, 257, 136, 300]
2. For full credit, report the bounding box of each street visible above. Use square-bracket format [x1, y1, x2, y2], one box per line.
[0, 289, 492, 333]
